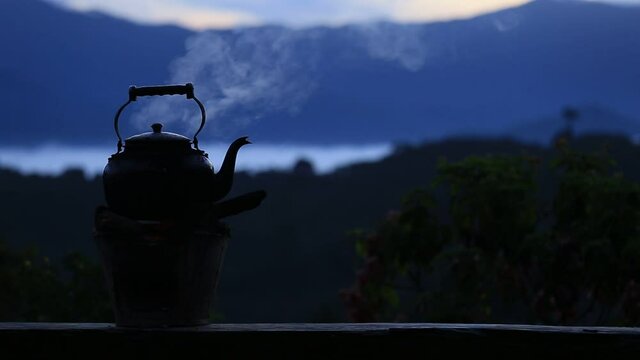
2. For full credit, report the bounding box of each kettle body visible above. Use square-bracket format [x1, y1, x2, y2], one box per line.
[103, 124, 215, 220]
[102, 83, 244, 221]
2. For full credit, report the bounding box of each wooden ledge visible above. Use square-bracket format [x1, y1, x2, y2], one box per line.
[2, 323, 639, 358]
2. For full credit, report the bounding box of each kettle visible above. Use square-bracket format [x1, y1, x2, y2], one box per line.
[102, 83, 250, 221]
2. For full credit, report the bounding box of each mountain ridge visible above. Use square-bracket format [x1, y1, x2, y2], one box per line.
[1, 0, 639, 145]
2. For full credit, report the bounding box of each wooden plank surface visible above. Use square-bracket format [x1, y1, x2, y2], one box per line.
[3, 322, 640, 333]
[2, 322, 640, 359]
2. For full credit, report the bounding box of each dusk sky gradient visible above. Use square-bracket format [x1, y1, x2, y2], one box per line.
[44, 0, 640, 29]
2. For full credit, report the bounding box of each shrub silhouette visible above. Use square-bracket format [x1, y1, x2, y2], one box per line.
[343, 142, 640, 325]
[0, 239, 111, 322]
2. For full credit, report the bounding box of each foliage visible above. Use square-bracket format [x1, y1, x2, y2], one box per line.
[3, 135, 640, 322]
[0, 239, 112, 322]
[343, 142, 640, 325]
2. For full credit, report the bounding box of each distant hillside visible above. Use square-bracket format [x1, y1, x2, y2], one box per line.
[0, 0, 192, 144]
[1, 0, 640, 145]
[509, 106, 640, 145]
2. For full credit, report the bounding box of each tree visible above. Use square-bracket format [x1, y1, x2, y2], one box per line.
[343, 143, 640, 325]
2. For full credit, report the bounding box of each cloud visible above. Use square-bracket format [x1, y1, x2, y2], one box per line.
[47, 0, 534, 29]
[349, 0, 531, 23]
[47, 0, 640, 30]
[179, 0, 533, 27]
[47, 0, 259, 29]
[585, 0, 640, 4]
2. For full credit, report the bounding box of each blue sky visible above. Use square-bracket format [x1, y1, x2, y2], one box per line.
[44, 0, 640, 29]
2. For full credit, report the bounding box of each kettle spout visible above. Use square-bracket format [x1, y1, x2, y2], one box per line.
[212, 136, 251, 202]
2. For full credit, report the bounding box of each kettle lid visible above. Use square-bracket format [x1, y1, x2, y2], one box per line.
[124, 123, 193, 151]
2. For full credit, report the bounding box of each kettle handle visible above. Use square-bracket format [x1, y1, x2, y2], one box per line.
[112, 83, 207, 153]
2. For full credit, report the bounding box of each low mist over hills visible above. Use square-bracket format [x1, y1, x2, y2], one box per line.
[1, 0, 639, 145]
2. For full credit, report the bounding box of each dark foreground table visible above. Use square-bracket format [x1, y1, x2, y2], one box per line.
[2, 322, 640, 359]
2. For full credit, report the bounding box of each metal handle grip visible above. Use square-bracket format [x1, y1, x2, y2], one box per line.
[113, 83, 206, 153]
[128, 83, 194, 101]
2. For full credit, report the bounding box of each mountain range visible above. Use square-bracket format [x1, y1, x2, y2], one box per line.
[1, 0, 639, 146]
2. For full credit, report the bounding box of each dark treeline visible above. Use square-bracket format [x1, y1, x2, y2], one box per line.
[1, 133, 639, 322]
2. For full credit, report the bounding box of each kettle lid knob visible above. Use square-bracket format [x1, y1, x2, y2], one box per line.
[151, 123, 163, 134]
